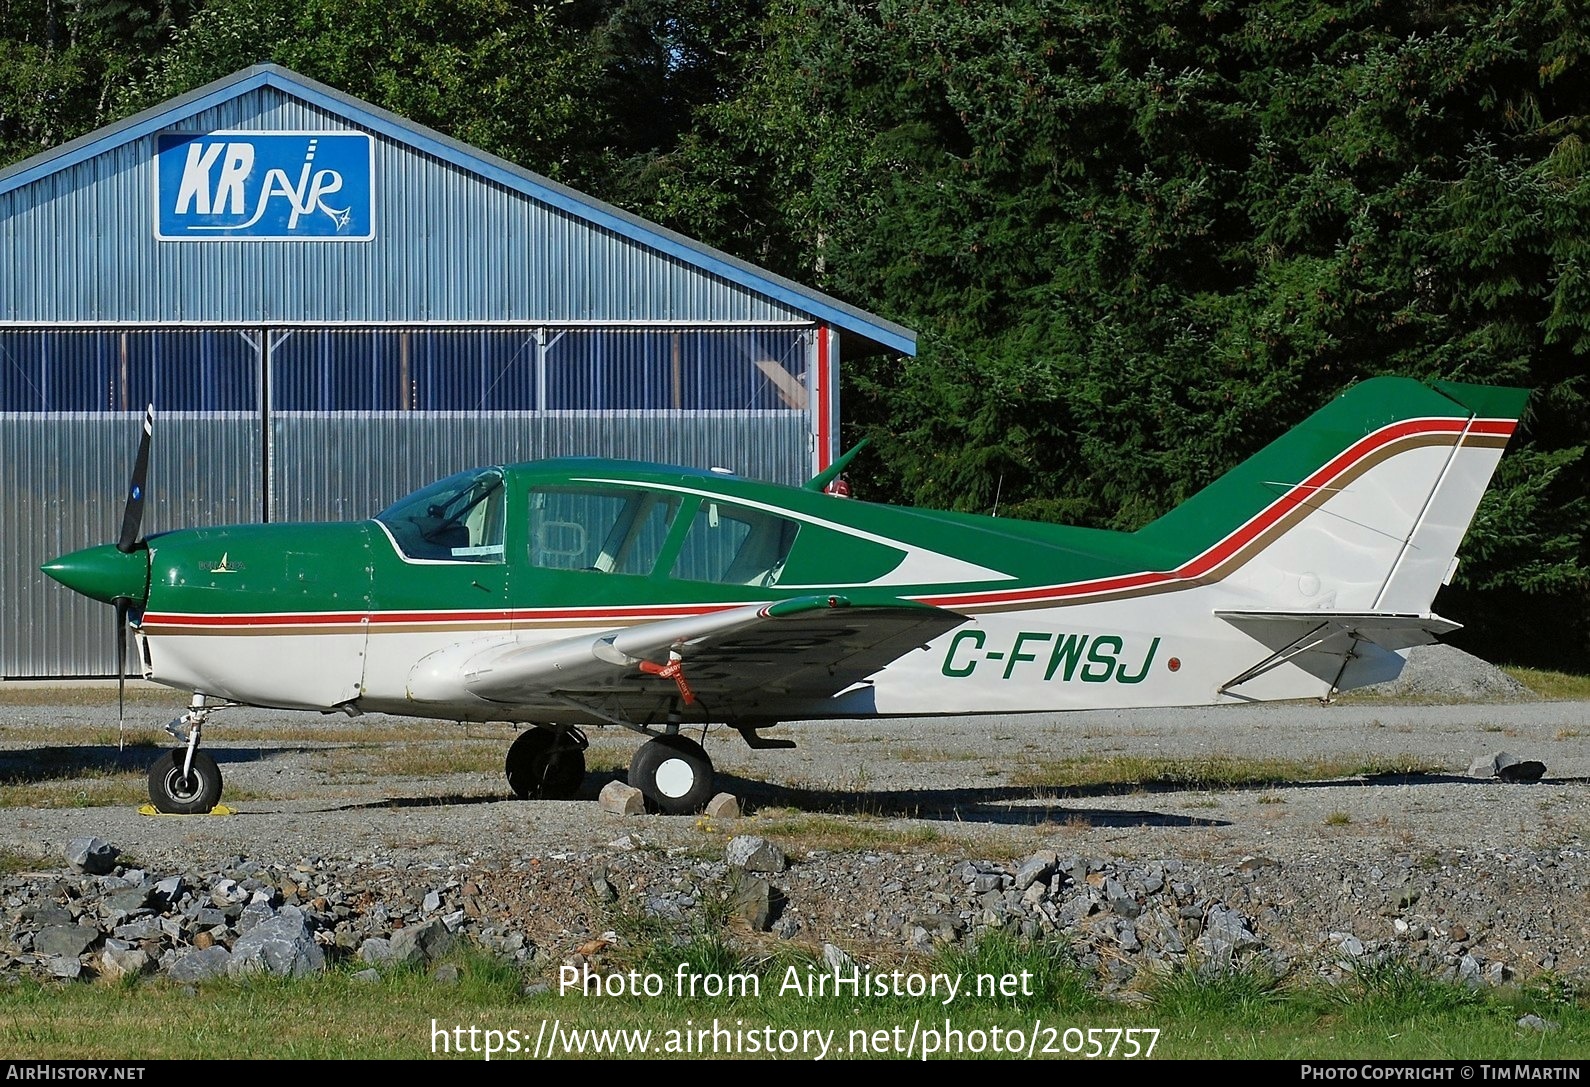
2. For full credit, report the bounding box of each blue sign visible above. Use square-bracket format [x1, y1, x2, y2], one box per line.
[155, 132, 374, 241]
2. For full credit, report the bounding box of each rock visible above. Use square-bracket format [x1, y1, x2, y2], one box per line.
[1468, 754, 1500, 779]
[1015, 851, 1057, 892]
[1518, 1015, 1559, 1032]
[1105, 878, 1140, 918]
[236, 901, 276, 934]
[358, 937, 395, 965]
[152, 876, 184, 905]
[100, 947, 152, 980]
[1197, 905, 1260, 967]
[725, 835, 787, 874]
[227, 907, 325, 978]
[433, 963, 461, 984]
[823, 943, 856, 976]
[389, 919, 453, 966]
[1495, 754, 1546, 783]
[351, 969, 381, 984]
[47, 957, 82, 980]
[103, 887, 151, 917]
[422, 890, 442, 913]
[65, 838, 118, 875]
[34, 925, 97, 959]
[24, 905, 73, 928]
[598, 781, 646, 816]
[1458, 954, 1482, 987]
[728, 871, 777, 932]
[704, 793, 741, 820]
[168, 946, 231, 982]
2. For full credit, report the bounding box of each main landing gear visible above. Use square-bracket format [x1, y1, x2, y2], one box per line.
[504, 726, 588, 800]
[503, 725, 716, 813]
[147, 695, 223, 815]
[627, 734, 714, 815]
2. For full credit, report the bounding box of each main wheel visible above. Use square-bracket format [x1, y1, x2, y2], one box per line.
[505, 728, 586, 800]
[148, 750, 223, 815]
[627, 735, 714, 814]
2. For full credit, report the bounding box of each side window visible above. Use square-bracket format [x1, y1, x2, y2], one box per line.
[671, 501, 799, 586]
[528, 488, 680, 575]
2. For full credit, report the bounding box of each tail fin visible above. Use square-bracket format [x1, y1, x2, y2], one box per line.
[1138, 377, 1529, 617]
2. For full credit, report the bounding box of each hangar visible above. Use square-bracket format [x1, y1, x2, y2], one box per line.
[0, 64, 914, 677]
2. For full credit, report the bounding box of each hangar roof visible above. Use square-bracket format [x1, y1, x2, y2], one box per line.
[0, 64, 915, 356]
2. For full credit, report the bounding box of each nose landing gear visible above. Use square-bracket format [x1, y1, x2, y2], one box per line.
[147, 695, 224, 814]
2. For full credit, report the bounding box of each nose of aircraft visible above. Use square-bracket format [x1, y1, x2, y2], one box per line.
[41, 544, 150, 606]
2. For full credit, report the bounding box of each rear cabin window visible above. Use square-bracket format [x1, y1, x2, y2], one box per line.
[529, 487, 681, 575]
[671, 501, 799, 586]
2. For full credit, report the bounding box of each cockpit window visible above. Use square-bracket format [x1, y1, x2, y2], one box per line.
[376, 468, 505, 562]
[529, 487, 682, 575]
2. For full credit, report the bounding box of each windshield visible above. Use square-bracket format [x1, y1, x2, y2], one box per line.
[375, 468, 506, 562]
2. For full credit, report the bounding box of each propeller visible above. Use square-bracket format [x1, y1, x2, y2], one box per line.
[118, 405, 153, 554]
[113, 405, 154, 749]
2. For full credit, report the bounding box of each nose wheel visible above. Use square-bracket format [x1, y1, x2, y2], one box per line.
[148, 750, 223, 814]
[628, 735, 714, 814]
[146, 696, 223, 814]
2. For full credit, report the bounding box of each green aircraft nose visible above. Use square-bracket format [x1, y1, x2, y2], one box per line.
[41, 544, 150, 606]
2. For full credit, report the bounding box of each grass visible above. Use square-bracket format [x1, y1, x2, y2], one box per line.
[1010, 754, 1441, 791]
[1, 936, 1585, 1060]
[1501, 667, 1590, 701]
[0, 775, 151, 809]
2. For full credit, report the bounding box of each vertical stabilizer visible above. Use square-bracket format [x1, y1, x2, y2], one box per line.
[1137, 378, 1528, 616]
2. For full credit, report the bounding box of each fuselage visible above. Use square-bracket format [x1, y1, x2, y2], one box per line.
[88, 443, 1426, 722]
[43, 375, 1524, 727]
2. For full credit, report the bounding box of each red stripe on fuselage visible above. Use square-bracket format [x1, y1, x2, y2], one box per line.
[141, 603, 743, 630]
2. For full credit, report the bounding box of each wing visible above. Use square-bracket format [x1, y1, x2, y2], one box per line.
[408, 594, 964, 721]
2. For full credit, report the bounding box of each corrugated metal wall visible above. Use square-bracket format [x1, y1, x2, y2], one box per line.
[4, 412, 263, 676]
[5, 325, 812, 676]
[271, 412, 808, 524]
[0, 89, 811, 325]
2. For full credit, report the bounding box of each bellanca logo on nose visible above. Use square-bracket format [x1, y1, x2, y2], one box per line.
[154, 132, 374, 240]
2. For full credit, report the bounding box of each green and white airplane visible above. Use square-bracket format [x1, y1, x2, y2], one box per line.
[43, 377, 1527, 815]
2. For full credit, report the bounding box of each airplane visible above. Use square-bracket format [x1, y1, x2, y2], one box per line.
[41, 376, 1528, 816]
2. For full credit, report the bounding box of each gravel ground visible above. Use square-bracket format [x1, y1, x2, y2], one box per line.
[2, 680, 1587, 986]
[0, 683, 1584, 867]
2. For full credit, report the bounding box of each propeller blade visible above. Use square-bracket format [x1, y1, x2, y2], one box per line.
[114, 597, 129, 753]
[116, 404, 154, 554]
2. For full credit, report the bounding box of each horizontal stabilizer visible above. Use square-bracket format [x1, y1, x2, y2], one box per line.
[1215, 609, 1460, 652]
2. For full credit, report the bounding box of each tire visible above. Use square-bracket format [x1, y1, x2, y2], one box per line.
[627, 735, 715, 815]
[148, 750, 223, 815]
[505, 728, 586, 800]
